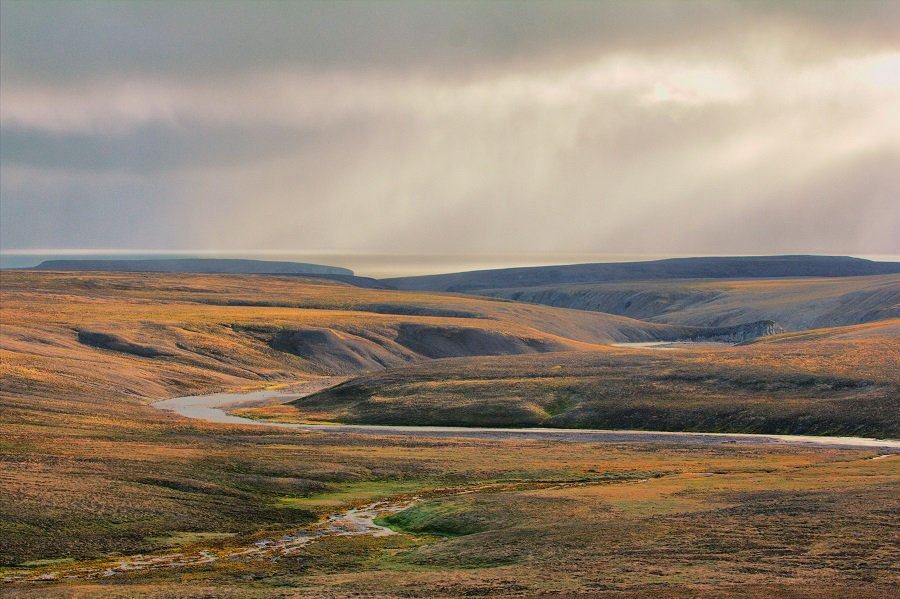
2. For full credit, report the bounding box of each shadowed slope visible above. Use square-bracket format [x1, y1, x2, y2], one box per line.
[480, 275, 900, 331]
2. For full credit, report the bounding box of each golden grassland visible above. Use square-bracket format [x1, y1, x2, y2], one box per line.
[0, 269, 691, 422]
[1, 271, 899, 596]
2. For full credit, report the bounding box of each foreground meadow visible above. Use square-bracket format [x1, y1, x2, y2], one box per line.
[1, 271, 898, 597]
[4, 414, 898, 597]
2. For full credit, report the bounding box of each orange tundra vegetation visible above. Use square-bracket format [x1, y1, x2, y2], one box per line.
[1, 270, 898, 597]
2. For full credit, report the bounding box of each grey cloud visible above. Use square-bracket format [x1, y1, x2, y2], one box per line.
[0, 171, 190, 249]
[3, 1, 899, 85]
[0, 121, 347, 173]
[1, 0, 898, 259]
[688, 149, 900, 255]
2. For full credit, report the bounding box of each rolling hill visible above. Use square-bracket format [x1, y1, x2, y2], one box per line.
[276, 319, 900, 437]
[6, 270, 896, 437]
[2, 269, 741, 422]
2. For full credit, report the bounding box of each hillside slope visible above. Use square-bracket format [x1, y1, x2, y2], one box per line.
[481, 275, 900, 331]
[386, 255, 900, 292]
[275, 319, 900, 437]
[1, 270, 735, 422]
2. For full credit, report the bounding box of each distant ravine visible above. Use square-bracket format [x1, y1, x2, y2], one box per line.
[153, 389, 900, 451]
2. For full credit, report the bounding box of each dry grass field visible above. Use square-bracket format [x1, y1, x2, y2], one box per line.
[1, 270, 898, 597]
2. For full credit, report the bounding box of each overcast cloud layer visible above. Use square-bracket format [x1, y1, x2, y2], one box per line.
[2, 0, 899, 259]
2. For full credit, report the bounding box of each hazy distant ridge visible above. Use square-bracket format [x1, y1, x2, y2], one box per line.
[33, 258, 353, 276]
[386, 256, 900, 292]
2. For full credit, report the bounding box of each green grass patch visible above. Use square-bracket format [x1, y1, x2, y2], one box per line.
[543, 394, 578, 417]
[378, 496, 514, 537]
[277, 480, 433, 510]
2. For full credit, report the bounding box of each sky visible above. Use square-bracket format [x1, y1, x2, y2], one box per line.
[2, 0, 899, 272]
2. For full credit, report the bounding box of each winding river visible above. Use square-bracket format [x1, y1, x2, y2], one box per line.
[153, 388, 900, 451]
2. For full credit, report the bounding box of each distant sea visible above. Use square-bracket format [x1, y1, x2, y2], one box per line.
[2, 251, 898, 279]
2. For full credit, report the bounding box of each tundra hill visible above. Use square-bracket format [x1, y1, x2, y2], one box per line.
[270, 319, 900, 437]
[3, 271, 899, 595]
[0, 270, 741, 424]
[385, 255, 900, 292]
[479, 274, 900, 331]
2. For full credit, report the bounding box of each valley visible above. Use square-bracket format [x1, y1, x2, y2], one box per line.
[1, 262, 898, 597]
[5, 2, 899, 595]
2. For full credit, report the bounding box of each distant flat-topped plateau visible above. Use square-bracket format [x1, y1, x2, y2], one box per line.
[32, 257, 353, 276]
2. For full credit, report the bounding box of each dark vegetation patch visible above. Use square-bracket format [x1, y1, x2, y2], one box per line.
[132, 476, 236, 496]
